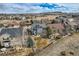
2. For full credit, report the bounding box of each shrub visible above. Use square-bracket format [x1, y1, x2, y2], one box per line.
[60, 51, 66, 56]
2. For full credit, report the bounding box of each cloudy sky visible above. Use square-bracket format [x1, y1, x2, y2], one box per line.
[0, 3, 79, 14]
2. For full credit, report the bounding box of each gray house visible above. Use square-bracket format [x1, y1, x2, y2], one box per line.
[0, 28, 24, 47]
[31, 23, 47, 37]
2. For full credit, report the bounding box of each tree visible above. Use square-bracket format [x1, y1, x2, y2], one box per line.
[30, 20, 33, 24]
[34, 36, 41, 48]
[27, 36, 34, 54]
[46, 27, 52, 38]
[0, 24, 4, 28]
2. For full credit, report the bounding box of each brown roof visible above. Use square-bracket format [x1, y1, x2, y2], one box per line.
[47, 23, 64, 30]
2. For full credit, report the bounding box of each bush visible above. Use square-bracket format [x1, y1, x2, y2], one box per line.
[55, 35, 61, 40]
[60, 51, 66, 56]
[28, 52, 35, 56]
[69, 51, 74, 55]
[60, 51, 74, 56]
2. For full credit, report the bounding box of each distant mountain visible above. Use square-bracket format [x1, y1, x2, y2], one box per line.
[0, 3, 79, 14]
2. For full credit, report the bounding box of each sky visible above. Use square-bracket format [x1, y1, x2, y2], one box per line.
[0, 3, 79, 14]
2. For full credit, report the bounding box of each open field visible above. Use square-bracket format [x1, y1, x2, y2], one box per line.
[35, 33, 79, 56]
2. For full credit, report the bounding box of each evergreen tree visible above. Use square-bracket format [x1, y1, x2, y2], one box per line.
[27, 36, 34, 54]
[46, 27, 52, 38]
[27, 36, 34, 47]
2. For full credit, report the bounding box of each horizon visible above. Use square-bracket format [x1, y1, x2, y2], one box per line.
[0, 3, 79, 14]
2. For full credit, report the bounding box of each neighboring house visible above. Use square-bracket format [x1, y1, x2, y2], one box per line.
[0, 28, 24, 47]
[47, 23, 65, 36]
[58, 17, 73, 35]
[72, 20, 79, 32]
[54, 16, 68, 23]
[31, 23, 47, 37]
[65, 18, 79, 33]
[67, 18, 77, 32]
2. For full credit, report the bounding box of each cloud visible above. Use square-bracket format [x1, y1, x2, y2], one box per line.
[0, 3, 79, 14]
[57, 3, 79, 12]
